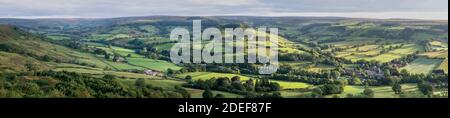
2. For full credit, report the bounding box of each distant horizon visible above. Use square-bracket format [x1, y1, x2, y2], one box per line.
[1, 0, 447, 20]
[0, 12, 448, 21]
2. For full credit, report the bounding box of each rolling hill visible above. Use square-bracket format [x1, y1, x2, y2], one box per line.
[1, 16, 448, 98]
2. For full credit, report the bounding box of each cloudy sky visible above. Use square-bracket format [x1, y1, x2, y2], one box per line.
[0, 0, 448, 19]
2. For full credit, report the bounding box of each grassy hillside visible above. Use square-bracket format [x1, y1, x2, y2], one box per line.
[1, 16, 448, 98]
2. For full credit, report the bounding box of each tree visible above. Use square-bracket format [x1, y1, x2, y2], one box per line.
[167, 69, 175, 75]
[392, 83, 402, 94]
[185, 75, 192, 81]
[18, 82, 44, 97]
[94, 49, 107, 55]
[332, 71, 341, 79]
[202, 89, 214, 98]
[174, 86, 191, 98]
[384, 69, 391, 77]
[244, 79, 254, 91]
[319, 84, 344, 95]
[231, 76, 241, 83]
[41, 55, 52, 62]
[269, 83, 281, 91]
[350, 78, 362, 85]
[135, 78, 147, 88]
[335, 79, 348, 87]
[103, 74, 116, 80]
[418, 82, 434, 98]
[215, 77, 231, 88]
[104, 53, 110, 60]
[363, 88, 375, 98]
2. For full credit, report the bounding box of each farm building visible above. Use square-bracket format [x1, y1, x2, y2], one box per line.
[144, 70, 162, 76]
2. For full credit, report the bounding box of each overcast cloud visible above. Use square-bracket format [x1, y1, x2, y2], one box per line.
[0, 0, 448, 19]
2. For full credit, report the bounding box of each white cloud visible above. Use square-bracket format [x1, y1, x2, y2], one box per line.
[188, 0, 260, 6]
[228, 11, 449, 20]
[0, 0, 447, 19]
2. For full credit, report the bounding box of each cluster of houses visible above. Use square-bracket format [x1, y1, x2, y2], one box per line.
[342, 65, 385, 80]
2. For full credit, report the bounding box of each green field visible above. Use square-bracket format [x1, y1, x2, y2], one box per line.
[400, 57, 444, 75]
[430, 41, 448, 51]
[307, 64, 336, 73]
[111, 46, 144, 58]
[127, 58, 182, 72]
[338, 43, 424, 63]
[438, 58, 448, 73]
[282, 84, 424, 98]
[280, 90, 311, 98]
[52, 64, 159, 79]
[370, 84, 421, 98]
[335, 84, 423, 98]
[154, 43, 176, 51]
[104, 60, 147, 70]
[279, 47, 306, 54]
[82, 43, 183, 72]
[420, 51, 448, 58]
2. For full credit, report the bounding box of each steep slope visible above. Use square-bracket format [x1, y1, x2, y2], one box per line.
[0, 25, 110, 73]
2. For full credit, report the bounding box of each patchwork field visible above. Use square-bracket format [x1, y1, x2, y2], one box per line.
[127, 58, 182, 72]
[420, 51, 448, 58]
[111, 46, 145, 58]
[1, 17, 448, 98]
[336, 43, 424, 63]
[103, 60, 147, 70]
[438, 58, 448, 73]
[400, 57, 443, 75]
[429, 41, 448, 51]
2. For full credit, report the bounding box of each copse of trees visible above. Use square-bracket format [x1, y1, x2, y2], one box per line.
[185, 76, 281, 96]
[244, 92, 283, 98]
[418, 82, 434, 98]
[392, 83, 402, 94]
[279, 53, 314, 62]
[308, 80, 347, 98]
[317, 84, 344, 95]
[202, 89, 214, 98]
[363, 88, 375, 98]
[255, 79, 281, 92]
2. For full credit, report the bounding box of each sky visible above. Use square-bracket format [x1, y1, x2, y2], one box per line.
[0, 0, 448, 20]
